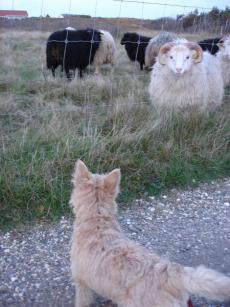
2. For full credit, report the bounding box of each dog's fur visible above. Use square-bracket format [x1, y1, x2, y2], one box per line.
[70, 160, 230, 307]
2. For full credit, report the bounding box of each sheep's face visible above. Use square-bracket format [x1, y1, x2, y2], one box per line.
[159, 42, 203, 75]
[121, 33, 131, 45]
[218, 36, 230, 59]
[120, 33, 139, 45]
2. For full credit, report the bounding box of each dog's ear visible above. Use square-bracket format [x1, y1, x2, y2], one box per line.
[104, 168, 121, 196]
[72, 160, 91, 185]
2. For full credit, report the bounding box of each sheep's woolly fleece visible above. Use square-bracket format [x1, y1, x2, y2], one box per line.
[149, 42, 224, 111]
[217, 35, 230, 86]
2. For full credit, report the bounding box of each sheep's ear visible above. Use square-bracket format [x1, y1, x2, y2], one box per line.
[186, 42, 203, 63]
[72, 160, 91, 185]
[159, 42, 174, 65]
[104, 168, 121, 196]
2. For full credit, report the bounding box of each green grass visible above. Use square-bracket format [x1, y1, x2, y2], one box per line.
[1, 100, 229, 230]
[0, 30, 230, 230]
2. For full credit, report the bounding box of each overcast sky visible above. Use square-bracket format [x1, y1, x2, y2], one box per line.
[0, 0, 229, 19]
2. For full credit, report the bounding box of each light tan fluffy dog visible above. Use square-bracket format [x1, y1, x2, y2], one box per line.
[70, 160, 230, 307]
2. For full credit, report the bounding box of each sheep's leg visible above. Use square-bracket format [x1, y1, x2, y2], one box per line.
[50, 62, 60, 77]
[111, 62, 115, 73]
[79, 69, 83, 78]
[95, 65, 100, 74]
[74, 280, 94, 307]
[51, 67, 55, 77]
[65, 68, 71, 81]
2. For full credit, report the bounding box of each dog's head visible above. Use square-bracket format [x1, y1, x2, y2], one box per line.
[71, 160, 120, 215]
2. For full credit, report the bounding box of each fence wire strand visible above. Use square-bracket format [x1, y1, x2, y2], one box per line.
[112, 0, 212, 11]
[0, 0, 229, 125]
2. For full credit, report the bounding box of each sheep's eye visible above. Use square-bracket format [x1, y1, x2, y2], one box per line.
[170, 56, 173, 59]
[186, 56, 190, 59]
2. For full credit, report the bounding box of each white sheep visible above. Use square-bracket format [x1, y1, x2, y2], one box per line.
[93, 30, 116, 74]
[217, 35, 230, 87]
[149, 41, 224, 112]
[145, 32, 178, 69]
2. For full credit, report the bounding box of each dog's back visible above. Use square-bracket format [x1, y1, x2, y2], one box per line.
[70, 160, 230, 307]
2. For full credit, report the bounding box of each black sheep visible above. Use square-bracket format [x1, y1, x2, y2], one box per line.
[46, 29, 101, 79]
[120, 32, 151, 70]
[198, 37, 222, 55]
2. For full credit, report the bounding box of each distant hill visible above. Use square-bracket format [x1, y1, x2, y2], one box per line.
[0, 6, 229, 35]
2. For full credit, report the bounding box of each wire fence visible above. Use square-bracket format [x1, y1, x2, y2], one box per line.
[0, 0, 229, 126]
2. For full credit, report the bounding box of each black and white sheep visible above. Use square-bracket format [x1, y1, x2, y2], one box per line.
[93, 30, 116, 74]
[120, 32, 151, 70]
[46, 28, 101, 78]
[198, 37, 222, 55]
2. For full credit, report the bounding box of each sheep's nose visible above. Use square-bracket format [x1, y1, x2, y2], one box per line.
[176, 67, 182, 73]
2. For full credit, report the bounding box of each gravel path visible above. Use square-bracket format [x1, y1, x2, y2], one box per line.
[1, 179, 230, 307]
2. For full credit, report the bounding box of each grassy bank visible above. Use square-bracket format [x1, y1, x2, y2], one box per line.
[0, 30, 229, 230]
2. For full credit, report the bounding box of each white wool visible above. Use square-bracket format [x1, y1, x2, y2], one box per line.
[93, 29, 116, 73]
[65, 27, 76, 31]
[173, 38, 188, 44]
[216, 36, 230, 86]
[145, 32, 178, 69]
[149, 44, 224, 112]
[219, 58, 230, 86]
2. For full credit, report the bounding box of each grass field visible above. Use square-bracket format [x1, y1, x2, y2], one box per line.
[0, 29, 229, 230]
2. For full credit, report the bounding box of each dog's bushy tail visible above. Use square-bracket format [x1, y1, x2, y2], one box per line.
[165, 262, 230, 302]
[183, 265, 230, 301]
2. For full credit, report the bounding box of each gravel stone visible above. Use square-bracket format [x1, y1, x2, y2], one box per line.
[0, 179, 230, 306]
